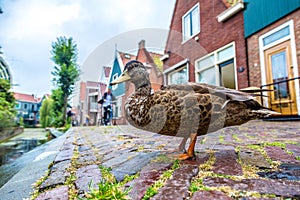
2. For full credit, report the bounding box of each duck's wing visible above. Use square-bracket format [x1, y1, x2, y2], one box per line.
[161, 82, 255, 102]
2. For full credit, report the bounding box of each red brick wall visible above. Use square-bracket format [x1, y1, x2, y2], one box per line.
[164, 0, 248, 89]
[247, 9, 300, 87]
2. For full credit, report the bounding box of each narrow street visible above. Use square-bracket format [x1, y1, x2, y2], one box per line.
[1, 120, 298, 199]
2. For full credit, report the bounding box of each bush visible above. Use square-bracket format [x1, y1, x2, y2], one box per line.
[0, 79, 17, 131]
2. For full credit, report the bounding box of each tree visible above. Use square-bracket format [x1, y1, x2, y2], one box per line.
[51, 36, 80, 126]
[0, 78, 16, 130]
[39, 97, 53, 128]
[50, 88, 64, 127]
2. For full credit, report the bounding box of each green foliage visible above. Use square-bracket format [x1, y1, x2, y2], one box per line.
[0, 78, 16, 130]
[84, 166, 130, 200]
[39, 97, 53, 128]
[227, 0, 239, 6]
[19, 117, 24, 127]
[51, 36, 80, 126]
[85, 180, 129, 200]
[152, 55, 163, 73]
[50, 88, 64, 127]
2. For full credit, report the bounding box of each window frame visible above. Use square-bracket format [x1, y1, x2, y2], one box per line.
[168, 65, 188, 85]
[112, 73, 118, 90]
[182, 3, 200, 42]
[195, 42, 237, 88]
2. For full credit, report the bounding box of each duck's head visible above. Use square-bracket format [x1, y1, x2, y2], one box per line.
[110, 60, 150, 89]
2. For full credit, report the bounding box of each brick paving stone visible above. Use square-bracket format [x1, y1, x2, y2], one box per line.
[239, 147, 271, 168]
[191, 190, 234, 200]
[127, 162, 173, 200]
[75, 164, 102, 193]
[31, 121, 300, 199]
[258, 163, 300, 181]
[224, 134, 234, 143]
[264, 146, 298, 163]
[213, 149, 243, 175]
[151, 164, 199, 200]
[203, 177, 300, 197]
[102, 152, 139, 168]
[77, 150, 97, 165]
[35, 185, 69, 200]
[40, 160, 71, 189]
[54, 143, 75, 163]
[78, 145, 91, 152]
[245, 198, 281, 200]
[196, 144, 235, 152]
[286, 144, 300, 157]
[111, 152, 159, 182]
[102, 147, 136, 163]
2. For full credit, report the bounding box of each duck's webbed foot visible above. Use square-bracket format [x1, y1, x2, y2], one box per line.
[179, 133, 197, 160]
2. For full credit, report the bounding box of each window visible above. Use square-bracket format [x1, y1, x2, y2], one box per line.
[197, 55, 215, 85]
[196, 43, 236, 89]
[112, 73, 118, 90]
[168, 65, 188, 84]
[263, 25, 290, 47]
[182, 4, 200, 41]
[15, 102, 21, 109]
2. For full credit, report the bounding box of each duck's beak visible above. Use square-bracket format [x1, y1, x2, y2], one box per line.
[110, 71, 131, 85]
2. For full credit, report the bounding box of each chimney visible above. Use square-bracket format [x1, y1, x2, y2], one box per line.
[138, 40, 145, 49]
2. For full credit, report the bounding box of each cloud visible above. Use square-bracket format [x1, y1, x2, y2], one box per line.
[2, 0, 81, 40]
[0, 0, 175, 97]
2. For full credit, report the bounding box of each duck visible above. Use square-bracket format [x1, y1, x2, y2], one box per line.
[110, 60, 278, 160]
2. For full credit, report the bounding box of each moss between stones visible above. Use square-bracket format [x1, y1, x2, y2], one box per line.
[67, 135, 80, 199]
[189, 148, 278, 199]
[142, 159, 180, 200]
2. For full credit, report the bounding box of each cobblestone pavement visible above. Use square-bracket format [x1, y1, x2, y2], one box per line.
[33, 120, 300, 200]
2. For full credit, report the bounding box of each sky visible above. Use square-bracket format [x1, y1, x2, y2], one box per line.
[0, 0, 176, 97]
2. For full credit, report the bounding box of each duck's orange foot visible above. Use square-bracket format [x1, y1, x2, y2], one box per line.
[179, 152, 195, 160]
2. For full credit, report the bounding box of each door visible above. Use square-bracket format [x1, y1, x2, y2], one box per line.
[219, 59, 236, 89]
[264, 41, 298, 115]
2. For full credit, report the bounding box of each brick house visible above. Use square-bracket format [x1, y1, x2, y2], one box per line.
[14, 92, 48, 126]
[77, 66, 111, 126]
[163, 0, 300, 116]
[162, 0, 247, 90]
[244, 1, 300, 116]
[78, 81, 100, 125]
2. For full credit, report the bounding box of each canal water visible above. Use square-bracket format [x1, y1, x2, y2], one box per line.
[0, 128, 49, 166]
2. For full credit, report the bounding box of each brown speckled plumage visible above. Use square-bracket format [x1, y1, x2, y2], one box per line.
[111, 60, 277, 159]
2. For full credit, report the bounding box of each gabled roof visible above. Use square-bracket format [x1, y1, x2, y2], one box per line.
[14, 92, 42, 103]
[103, 66, 111, 78]
[136, 40, 163, 75]
[118, 51, 136, 66]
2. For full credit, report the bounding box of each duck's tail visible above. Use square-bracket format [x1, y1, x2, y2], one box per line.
[251, 109, 281, 117]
